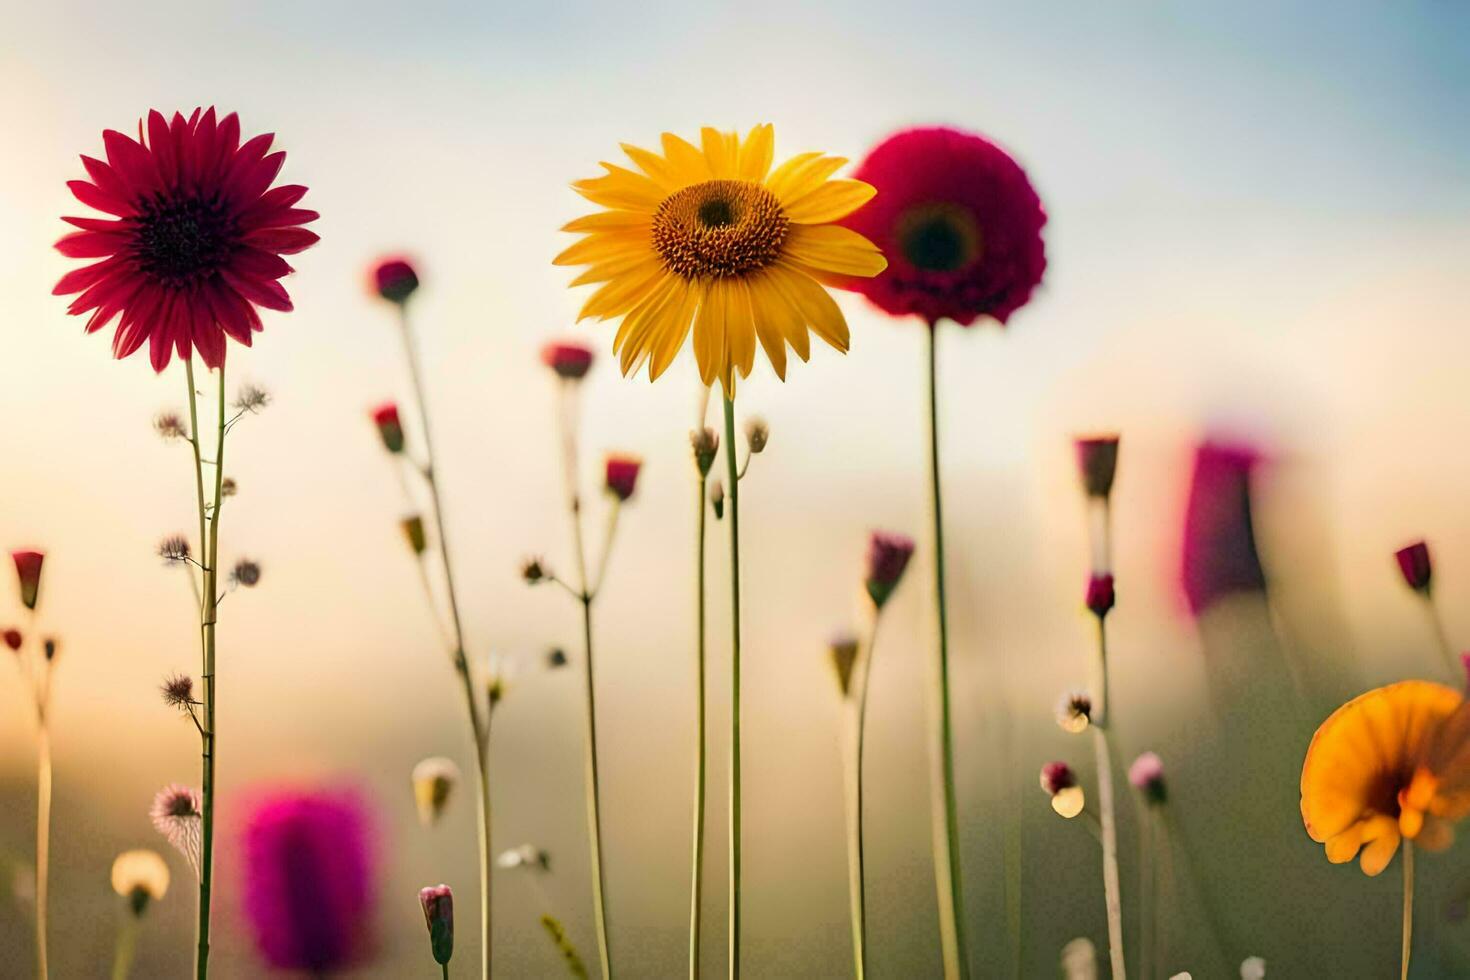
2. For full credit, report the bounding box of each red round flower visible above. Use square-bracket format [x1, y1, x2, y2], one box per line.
[370, 257, 419, 304]
[54, 108, 319, 372]
[841, 126, 1046, 327]
[540, 341, 594, 381]
[604, 455, 641, 502]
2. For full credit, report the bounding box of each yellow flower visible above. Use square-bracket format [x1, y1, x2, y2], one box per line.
[1300, 680, 1470, 875]
[111, 849, 170, 909]
[556, 125, 887, 395]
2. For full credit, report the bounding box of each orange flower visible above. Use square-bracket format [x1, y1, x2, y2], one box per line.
[1300, 680, 1470, 875]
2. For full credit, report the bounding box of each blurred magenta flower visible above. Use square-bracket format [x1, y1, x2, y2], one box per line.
[1128, 751, 1167, 804]
[541, 341, 595, 381]
[53, 108, 319, 371]
[1085, 573, 1115, 619]
[841, 126, 1047, 327]
[3, 628, 21, 652]
[370, 257, 419, 304]
[1394, 540, 1433, 593]
[864, 531, 915, 610]
[241, 789, 376, 973]
[12, 550, 44, 610]
[369, 402, 405, 454]
[604, 455, 641, 502]
[1180, 441, 1266, 615]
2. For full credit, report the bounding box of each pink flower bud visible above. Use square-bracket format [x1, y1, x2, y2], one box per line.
[540, 342, 594, 381]
[1085, 574, 1115, 618]
[419, 884, 454, 965]
[1075, 436, 1119, 499]
[604, 455, 641, 502]
[12, 550, 43, 610]
[370, 403, 405, 454]
[3, 628, 21, 652]
[1039, 761, 1076, 797]
[371, 257, 419, 304]
[1181, 441, 1266, 615]
[1128, 751, 1167, 804]
[865, 532, 915, 610]
[1395, 540, 1432, 593]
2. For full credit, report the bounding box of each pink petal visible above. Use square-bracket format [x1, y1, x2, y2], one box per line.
[66, 179, 133, 218]
[221, 271, 293, 311]
[53, 256, 122, 296]
[55, 230, 127, 258]
[244, 227, 319, 254]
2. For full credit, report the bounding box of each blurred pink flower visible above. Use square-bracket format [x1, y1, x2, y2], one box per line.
[1180, 441, 1266, 616]
[1085, 573, 1115, 619]
[541, 341, 595, 381]
[241, 788, 377, 973]
[12, 550, 43, 610]
[1394, 540, 1432, 593]
[604, 455, 641, 502]
[370, 257, 419, 304]
[865, 531, 915, 610]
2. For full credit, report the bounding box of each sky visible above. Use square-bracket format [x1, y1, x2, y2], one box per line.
[1, 1, 1468, 975]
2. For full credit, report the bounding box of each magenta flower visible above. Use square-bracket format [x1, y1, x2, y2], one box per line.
[1394, 540, 1432, 593]
[604, 455, 641, 502]
[541, 341, 595, 381]
[370, 402, 405, 454]
[1128, 751, 1167, 804]
[241, 789, 376, 973]
[1085, 573, 1115, 619]
[1180, 441, 1266, 615]
[864, 531, 916, 610]
[370, 257, 419, 304]
[12, 550, 44, 610]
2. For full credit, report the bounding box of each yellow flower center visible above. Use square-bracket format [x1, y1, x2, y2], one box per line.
[652, 179, 789, 279]
[896, 203, 982, 273]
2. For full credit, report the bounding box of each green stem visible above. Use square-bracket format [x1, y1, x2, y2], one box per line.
[1402, 841, 1415, 980]
[35, 715, 51, 980]
[722, 395, 742, 980]
[690, 474, 708, 980]
[442, 964, 450, 980]
[579, 593, 613, 980]
[397, 305, 494, 979]
[923, 324, 968, 979]
[112, 915, 139, 980]
[1424, 593, 1459, 677]
[1138, 804, 1155, 980]
[1092, 616, 1126, 980]
[844, 613, 881, 979]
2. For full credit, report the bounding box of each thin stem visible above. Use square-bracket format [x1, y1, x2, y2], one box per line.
[442, 964, 450, 980]
[578, 593, 613, 980]
[396, 304, 494, 979]
[1423, 593, 1458, 677]
[1092, 616, 1127, 980]
[35, 715, 51, 980]
[844, 612, 882, 979]
[112, 914, 139, 980]
[1138, 805, 1156, 980]
[923, 323, 969, 979]
[722, 395, 743, 980]
[1402, 841, 1415, 980]
[690, 474, 708, 980]
[589, 504, 622, 598]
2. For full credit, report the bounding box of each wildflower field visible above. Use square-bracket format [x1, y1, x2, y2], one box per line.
[2, 3, 1468, 978]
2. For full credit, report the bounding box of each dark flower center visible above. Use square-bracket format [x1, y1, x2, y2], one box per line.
[896, 203, 982, 273]
[653, 179, 789, 279]
[133, 194, 237, 286]
[168, 794, 199, 818]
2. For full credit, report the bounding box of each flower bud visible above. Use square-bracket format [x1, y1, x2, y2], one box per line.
[111, 849, 170, 917]
[161, 673, 196, 709]
[154, 411, 189, 441]
[159, 535, 191, 563]
[496, 844, 550, 871]
[709, 479, 725, 520]
[42, 637, 58, 662]
[1395, 540, 1432, 593]
[12, 550, 43, 610]
[745, 417, 769, 454]
[546, 648, 569, 669]
[1041, 761, 1085, 818]
[411, 757, 460, 827]
[372, 257, 419, 304]
[231, 559, 262, 588]
[1055, 691, 1092, 734]
[541, 342, 594, 381]
[521, 557, 548, 584]
[829, 634, 860, 698]
[1085, 574, 1115, 619]
[691, 428, 719, 478]
[371, 403, 405, 454]
[233, 384, 270, 414]
[418, 884, 454, 965]
[402, 515, 428, 556]
[1075, 436, 1119, 499]
[221, 477, 238, 498]
[3, 628, 21, 652]
[1129, 751, 1167, 804]
[865, 532, 915, 610]
[604, 455, 641, 502]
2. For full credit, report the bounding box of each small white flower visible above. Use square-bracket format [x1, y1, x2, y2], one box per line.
[1240, 956, 1266, 980]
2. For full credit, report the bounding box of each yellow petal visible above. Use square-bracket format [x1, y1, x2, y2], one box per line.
[693, 278, 728, 387]
[768, 262, 850, 352]
[661, 132, 712, 184]
[725, 277, 757, 379]
[737, 124, 774, 182]
[1324, 822, 1365, 863]
[578, 262, 667, 321]
[569, 250, 656, 287]
[553, 231, 651, 267]
[747, 273, 808, 373]
[1358, 820, 1401, 877]
[616, 275, 685, 374]
[572, 163, 665, 212]
[782, 224, 888, 278]
[621, 143, 685, 192]
[648, 280, 702, 381]
[767, 154, 846, 205]
[561, 211, 654, 233]
[783, 179, 877, 224]
[701, 128, 740, 179]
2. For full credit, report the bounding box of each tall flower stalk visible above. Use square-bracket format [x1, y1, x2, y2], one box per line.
[722, 396, 745, 980]
[7, 552, 54, 980]
[689, 424, 718, 979]
[529, 341, 637, 980]
[370, 260, 494, 978]
[1076, 436, 1125, 979]
[1394, 541, 1457, 674]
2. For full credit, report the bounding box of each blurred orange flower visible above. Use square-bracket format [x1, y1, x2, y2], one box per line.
[1300, 680, 1470, 875]
[556, 125, 886, 395]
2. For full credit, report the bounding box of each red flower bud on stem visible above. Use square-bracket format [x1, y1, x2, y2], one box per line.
[541, 342, 594, 381]
[12, 550, 43, 610]
[370, 403, 405, 454]
[604, 455, 641, 502]
[864, 532, 915, 610]
[371, 257, 419, 304]
[1086, 574, 1115, 619]
[1395, 540, 1433, 593]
